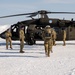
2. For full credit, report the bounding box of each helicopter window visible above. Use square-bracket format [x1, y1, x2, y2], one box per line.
[40, 27, 42, 29]
[42, 15, 44, 18]
[49, 20, 52, 23]
[25, 26, 28, 33]
[13, 28, 17, 32]
[12, 26, 14, 29]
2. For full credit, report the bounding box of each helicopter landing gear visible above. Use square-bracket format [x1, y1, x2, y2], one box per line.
[25, 37, 36, 45]
[26, 38, 36, 45]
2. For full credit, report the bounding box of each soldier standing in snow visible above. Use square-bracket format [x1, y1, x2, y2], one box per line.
[19, 27, 25, 53]
[5, 29, 12, 49]
[62, 29, 66, 46]
[42, 25, 53, 57]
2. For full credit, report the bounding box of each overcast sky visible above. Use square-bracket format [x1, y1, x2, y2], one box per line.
[0, 0, 75, 25]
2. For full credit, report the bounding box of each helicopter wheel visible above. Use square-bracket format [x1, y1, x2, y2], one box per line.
[27, 39, 36, 45]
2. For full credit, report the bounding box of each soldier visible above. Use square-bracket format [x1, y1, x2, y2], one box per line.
[52, 28, 57, 46]
[62, 29, 66, 46]
[19, 27, 25, 53]
[42, 25, 53, 57]
[5, 29, 12, 49]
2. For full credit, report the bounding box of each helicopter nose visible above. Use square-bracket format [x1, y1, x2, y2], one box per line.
[0, 33, 2, 38]
[0, 34, 1, 37]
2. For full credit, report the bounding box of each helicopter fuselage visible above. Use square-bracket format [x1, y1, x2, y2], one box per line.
[0, 9, 75, 45]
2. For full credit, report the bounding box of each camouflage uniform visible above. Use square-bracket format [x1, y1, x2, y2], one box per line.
[62, 30, 66, 46]
[52, 29, 57, 46]
[19, 28, 25, 53]
[42, 26, 53, 57]
[5, 29, 12, 49]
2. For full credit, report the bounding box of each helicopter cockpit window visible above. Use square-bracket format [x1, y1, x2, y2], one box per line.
[49, 20, 52, 23]
[13, 28, 17, 32]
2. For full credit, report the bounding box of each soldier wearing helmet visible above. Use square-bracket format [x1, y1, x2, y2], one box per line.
[19, 27, 25, 53]
[5, 29, 12, 49]
[42, 25, 53, 57]
[62, 29, 66, 46]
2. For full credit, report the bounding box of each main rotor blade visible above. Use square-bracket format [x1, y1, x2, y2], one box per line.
[1, 10, 75, 19]
[47, 12, 75, 14]
[0, 13, 36, 18]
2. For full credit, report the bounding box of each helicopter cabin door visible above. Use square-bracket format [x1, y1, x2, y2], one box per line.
[11, 25, 19, 40]
[55, 27, 63, 41]
[67, 26, 75, 40]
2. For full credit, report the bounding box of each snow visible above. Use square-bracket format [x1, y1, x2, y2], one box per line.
[0, 25, 75, 75]
[0, 25, 10, 34]
[0, 38, 75, 75]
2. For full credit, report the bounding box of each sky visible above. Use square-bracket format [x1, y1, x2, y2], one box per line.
[0, 0, 75, 25]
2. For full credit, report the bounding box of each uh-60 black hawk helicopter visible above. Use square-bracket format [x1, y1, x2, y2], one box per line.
[0, 10, 75, 45]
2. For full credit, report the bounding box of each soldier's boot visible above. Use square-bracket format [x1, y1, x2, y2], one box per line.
[63, 41, 66, 46]
[53, 41, 56, 46]
[20, 48, 24, 53]
[48, 50, 50, 57]
[10, 46, 12, 49]
[20, 50, 24, 53]
[20, 44, 24, 53]
[10, 47, 12, 49]
[6, 47, 8, 49]
[10, 42, 12, 49]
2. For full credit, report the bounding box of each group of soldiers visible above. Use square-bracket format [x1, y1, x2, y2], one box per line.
[5, 27, 25, 53]
[5, 25, 66, 57]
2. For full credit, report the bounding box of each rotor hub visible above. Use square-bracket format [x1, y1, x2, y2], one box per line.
[38, 10, 47, 14]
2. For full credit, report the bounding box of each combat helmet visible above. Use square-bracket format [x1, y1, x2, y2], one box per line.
[46, 25, 50, 28]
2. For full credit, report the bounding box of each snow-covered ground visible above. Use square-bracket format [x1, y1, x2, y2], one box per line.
[0, 25, 75, 75]
[0, 37, 75, 75]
